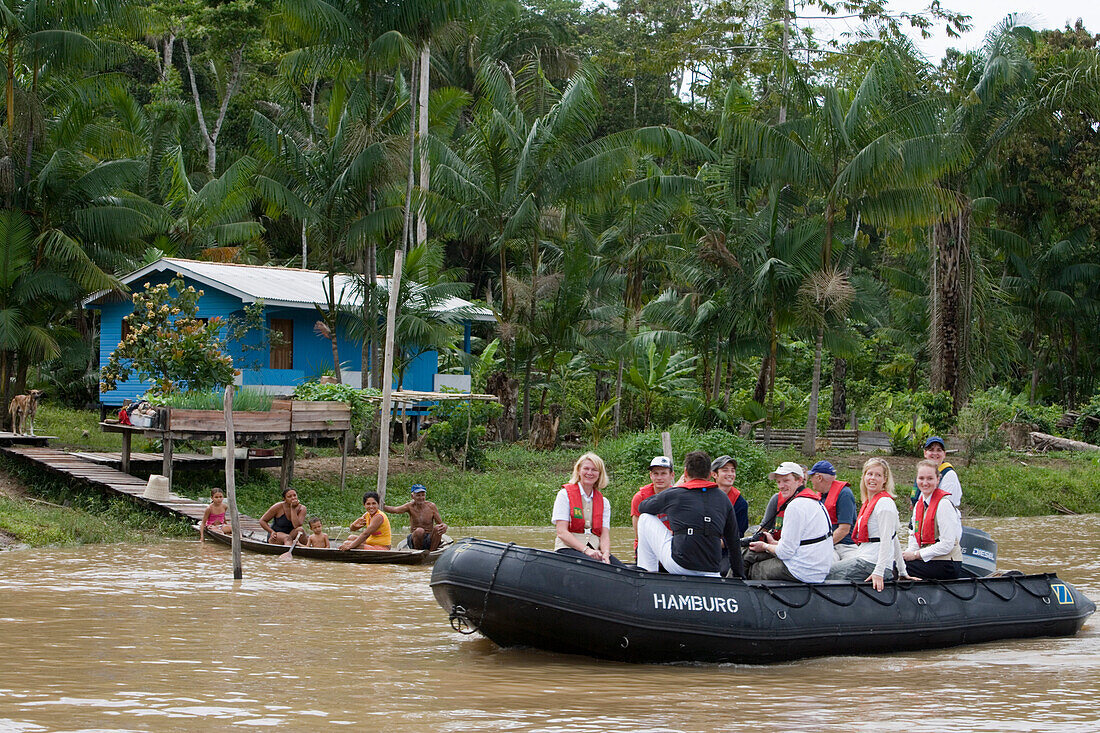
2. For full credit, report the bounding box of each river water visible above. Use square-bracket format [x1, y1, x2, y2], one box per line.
[0, 517, 1097, 732]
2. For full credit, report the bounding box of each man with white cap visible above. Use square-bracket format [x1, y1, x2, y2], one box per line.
[630, 455, 676, 559]
[746, 462, 834, 582]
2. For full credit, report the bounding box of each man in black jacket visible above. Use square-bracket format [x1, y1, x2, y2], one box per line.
[637, 450, 746, 578]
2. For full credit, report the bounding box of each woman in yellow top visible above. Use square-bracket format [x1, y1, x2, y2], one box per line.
[339, 491, 392, 550]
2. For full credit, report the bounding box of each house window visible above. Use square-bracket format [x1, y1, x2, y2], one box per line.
[270, 318, 293, 369]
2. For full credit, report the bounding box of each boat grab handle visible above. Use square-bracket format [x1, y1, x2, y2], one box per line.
[978, 576, 1018, 602]
[810, 584, 859, 607]
[855, 581, 899, 606]
[929, 577, 979, 601]
[762, 584, 814, 609]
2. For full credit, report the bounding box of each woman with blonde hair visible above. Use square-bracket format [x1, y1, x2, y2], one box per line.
[826, 457, 908, 590]
[551, 452, 623, 565]
[903, 459, 963, 579]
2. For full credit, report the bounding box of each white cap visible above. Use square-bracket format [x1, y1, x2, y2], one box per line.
[649, 455, 673, 469]
[768, 461, 805, 481]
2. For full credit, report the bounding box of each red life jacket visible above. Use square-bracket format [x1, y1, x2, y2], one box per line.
[774, 487, 822, 540]
[677, 478, 718, 490]
[913, 488, 950, 547]
[725, 486, 741, 506]
[564, 483, 604, 536]
[631, 483, 670, 550]
[852, 490, 892, 544]
[821, 480, 849, 525]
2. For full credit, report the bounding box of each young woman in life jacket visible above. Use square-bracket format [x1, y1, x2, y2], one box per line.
[552, 452, 622, 565]
[902, 459, 964, 580]
[826, 457, 909, 591]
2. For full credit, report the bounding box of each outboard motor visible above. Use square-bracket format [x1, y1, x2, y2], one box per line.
[960, 526, 997, 577]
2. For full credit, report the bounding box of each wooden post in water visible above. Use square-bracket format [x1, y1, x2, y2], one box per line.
[375, 248, 404, 506]
[661, 431, 673, 461]
[224, 385, 242, 579]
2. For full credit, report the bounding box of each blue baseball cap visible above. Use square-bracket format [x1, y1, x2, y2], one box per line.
[809, 460, 836, 476]
[924, 436, 946, 449]
[410, 484, 427, 494]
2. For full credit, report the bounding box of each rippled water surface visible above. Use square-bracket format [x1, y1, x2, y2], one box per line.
[0, 518, 1097, 731]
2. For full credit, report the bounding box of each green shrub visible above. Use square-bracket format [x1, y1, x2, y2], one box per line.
[293, 380, 381, 437]
[423, 399, 503, 471]
[147, 387, 274, 411]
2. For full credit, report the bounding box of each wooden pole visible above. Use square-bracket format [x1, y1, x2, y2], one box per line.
[661, 431, 673, 461]
[375, 248, 404, 506]
[224, 385, 242, 579]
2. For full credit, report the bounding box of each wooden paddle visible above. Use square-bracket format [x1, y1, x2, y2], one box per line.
[280, 536, 297, 560]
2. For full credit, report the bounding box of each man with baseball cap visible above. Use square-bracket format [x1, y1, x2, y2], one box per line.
[711, 455, 749, 538]
[630, 456, 677, 558]
[808, 460, 858, 561]
[746, 462, 833, 582]
[383, 483, 448, 551]
[910, 436, 962, 509]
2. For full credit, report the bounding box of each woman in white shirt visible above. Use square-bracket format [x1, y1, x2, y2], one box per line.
[903, 459, 964, 579]
[827, 457, 907, 590]
[551, 452, 623, 566]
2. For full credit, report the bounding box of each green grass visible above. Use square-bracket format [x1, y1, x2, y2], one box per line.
[33, 404, 127, 450]
[0, 456, 195, 545]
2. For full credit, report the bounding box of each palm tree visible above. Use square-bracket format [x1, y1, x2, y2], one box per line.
[251, 81, 400, 382]
[721, 50, 969, 450]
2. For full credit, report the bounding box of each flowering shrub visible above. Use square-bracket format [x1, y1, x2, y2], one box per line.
[100, 277, 237, 396]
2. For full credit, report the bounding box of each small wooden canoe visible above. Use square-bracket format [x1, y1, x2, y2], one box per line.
[201, 526, 449, 564]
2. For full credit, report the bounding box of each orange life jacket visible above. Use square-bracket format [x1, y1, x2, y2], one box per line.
[913, 488, 950, 547]
[564, 483, 604, 536]
[774, 487, 822, 540]
[852, 490, 892, 544]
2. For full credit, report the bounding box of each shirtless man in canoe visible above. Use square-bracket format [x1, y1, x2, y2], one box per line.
[384, 484, 447, 551]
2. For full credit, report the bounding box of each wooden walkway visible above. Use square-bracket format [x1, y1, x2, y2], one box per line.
[0, 432, 57, 447]
[69, 450, 283, 472]
[0, 445, 265, 532]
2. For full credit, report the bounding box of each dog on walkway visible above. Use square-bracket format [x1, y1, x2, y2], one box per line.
[9, 389, 43, 435]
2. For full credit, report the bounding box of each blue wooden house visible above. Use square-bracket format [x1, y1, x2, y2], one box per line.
[83, 258, 494, 407]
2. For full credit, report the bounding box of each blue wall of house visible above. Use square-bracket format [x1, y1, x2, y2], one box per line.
[91, 272, 441, 406]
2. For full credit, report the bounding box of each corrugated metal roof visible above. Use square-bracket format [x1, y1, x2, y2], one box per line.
[83, 258, 496, 322]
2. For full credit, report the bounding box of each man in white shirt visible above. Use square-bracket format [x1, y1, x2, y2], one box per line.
[747, 462, 834, 582]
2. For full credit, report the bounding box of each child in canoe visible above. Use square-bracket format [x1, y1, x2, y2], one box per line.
[200, 489, 232, 540]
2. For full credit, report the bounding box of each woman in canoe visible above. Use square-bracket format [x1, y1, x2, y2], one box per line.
[340, 492, 392, 551]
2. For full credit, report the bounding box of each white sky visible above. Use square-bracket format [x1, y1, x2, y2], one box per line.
[829, 1, 1100, 61]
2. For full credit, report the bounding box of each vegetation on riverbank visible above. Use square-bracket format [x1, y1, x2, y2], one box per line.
[3, 425, 1099, 548]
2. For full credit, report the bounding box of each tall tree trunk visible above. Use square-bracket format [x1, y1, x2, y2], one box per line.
[778, 0, 790, 124]
[182, 40, 245, 176]
[300, 221, 308, 269]
[801, 325, 824, 455]
[400, 60, 419, 254]
[613, 357, 624, 437]
[522, 353, 533, 437]
[930, 207, 972, 413]
[829, 356, 848, 429]
[416, 43, 430, 247]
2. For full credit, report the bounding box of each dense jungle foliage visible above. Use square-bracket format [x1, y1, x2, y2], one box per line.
[4, 0, 1100, 453]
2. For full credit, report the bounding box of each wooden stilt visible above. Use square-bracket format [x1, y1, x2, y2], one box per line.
[121, 431, 131, 474]
[163, 433, 174, 487]
[280, 436, 296, 492]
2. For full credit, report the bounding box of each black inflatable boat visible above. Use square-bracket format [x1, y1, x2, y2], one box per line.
[431, 538, 1095, 664]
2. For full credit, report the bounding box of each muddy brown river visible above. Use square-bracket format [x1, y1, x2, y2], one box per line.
[1, 517, 1097, 731]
